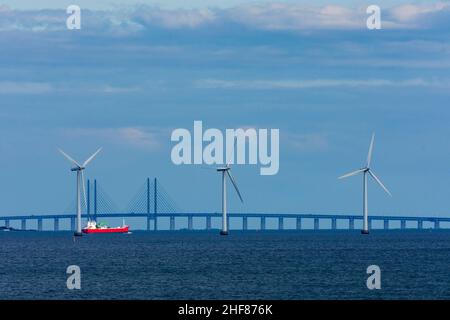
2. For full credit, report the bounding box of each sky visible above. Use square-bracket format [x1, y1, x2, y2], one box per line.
[0, 0, 433, 10]
[1, 1, 450, 219]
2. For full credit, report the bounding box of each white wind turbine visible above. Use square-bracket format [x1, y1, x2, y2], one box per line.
[214, 163, 244, 235]
[59, 148, 102, 236]
[338, 134, 391, 234]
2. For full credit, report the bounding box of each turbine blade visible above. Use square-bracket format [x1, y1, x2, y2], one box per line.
[368, 170, 392, 196]
[338, 169, 365, 179]
[226, 170, 244, 203]
[81, 171, 88, 212]
[83, 147, 102, 167]
[226, 137, 236, 167]
[58, 149, 81, 168]
[367, 133, 375, 167]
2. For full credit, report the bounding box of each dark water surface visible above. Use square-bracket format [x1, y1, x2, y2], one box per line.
[1, 230, 449, 300]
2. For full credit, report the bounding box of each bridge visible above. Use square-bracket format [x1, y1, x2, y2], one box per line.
[0, 178, 449, 232]
[1, 212, 449, 232]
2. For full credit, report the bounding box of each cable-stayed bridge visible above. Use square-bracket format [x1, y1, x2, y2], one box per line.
[0, 177, 449, 232]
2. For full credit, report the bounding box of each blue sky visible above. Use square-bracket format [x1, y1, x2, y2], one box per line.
[1, 1, 450, 219]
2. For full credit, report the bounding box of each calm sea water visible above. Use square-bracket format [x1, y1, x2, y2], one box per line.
[1, 230, 449, 300]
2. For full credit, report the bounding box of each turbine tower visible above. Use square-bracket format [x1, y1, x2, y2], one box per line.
[59, 148, 102, 236]
[217, 164, 243, 235]
[338, 133, 391, 234]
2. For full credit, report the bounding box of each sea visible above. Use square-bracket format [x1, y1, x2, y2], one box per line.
[1, 230, 449, 300]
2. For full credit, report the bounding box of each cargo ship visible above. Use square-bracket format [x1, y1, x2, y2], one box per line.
[82, 220, 129, 234]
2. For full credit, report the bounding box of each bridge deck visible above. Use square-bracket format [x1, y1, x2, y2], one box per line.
[1, 212, 448, 222]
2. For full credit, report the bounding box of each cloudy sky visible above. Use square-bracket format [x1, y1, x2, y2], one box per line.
[1, 1, 450, 221]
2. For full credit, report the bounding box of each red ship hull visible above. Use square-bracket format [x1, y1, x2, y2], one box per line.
[82, 226, 129, 234]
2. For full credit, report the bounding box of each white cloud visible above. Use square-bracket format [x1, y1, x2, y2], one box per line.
[228, 2, 450, 30]
[1, 3, 450, 33]
[195, 78, 450, 89]
[64, 127, 168, 150]
[226, 3, 363, 30]
[328, 58, 450, 69]
[0, 81, 53, 94]
[284, 133, 329, 153]
[132, 7, 216, 28]
[0, 81, 142, 95]
[389, 2, 449, 22]
[102, 85, 140, 93]
[115, 127, 161, 149]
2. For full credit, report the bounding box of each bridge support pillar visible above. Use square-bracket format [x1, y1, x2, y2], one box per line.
[38, 219, 43, 232]
[261, 217, 266, 230]
[349, 218, 354, 230]
[170, 216, 175, 231]
[243, 217, 248, 231]
[418, 220, 423, 230]
[435, 220, 440, 229]
[155, 217, 159, 231]
[5, 220, 10, 228]
[314, 218, 319, 230]
[278, 217, 284, 230]
[206, 216, 211, 230]
[296, 217, 302, 230]
[384, 219, 389, 230]
[54, 218, 59, 231]
[331, 218, 337, 230]
[146, 218, 151, 231]
[71, 217, 75, 231]
[401, 220, 406, 230]
[21, 219, 26, 230]
[188, 216, 193, 230]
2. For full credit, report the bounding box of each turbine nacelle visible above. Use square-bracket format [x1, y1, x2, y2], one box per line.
[71, 167, 85, 172]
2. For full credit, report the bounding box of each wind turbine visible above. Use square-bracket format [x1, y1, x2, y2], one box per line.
[59, 148, 102, 236]
[338, 133, 391, 234]
[216, 164, 244, 235]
